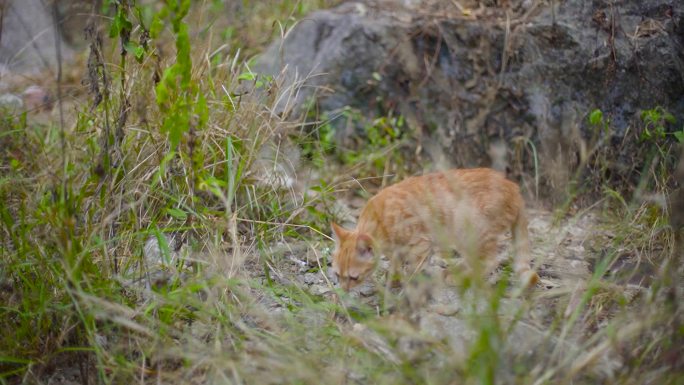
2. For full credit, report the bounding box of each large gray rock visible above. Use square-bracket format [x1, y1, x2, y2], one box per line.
[0, 0, 75, 73]
[256, 0, 684, 199]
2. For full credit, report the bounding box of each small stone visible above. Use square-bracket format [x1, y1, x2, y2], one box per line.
[358, 284, 376, 297]
[303, 272, 318, 285]
[22, 85, 51, 111]
[347, 371, 366, 382]
[310, 284, 331, 295]
[0, 93, 23, 111]
[430, 303, 460, 316]
[94, 333, 108, 349]
[539, 278, 559, 289]
[143, 234, 180, 266]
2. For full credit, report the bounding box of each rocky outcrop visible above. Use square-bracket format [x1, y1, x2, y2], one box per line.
[0, 0, 70, 73]
[256, 0, 684, 200]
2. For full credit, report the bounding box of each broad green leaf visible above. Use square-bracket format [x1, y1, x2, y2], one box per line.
[674, 129, 684, 143]
[589, 109, 603, 126]
[196, 93, 208, 128]
[134, 45, 145, 61]
[664, 112, 676, 124]
[124, 41, 139, 55]
[166, 208, 187, 220]
[238, 72, 256, 81]
[150, 14, 165, 38]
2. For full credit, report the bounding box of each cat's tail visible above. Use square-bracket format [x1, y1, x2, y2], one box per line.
[512, 209, 540, 288]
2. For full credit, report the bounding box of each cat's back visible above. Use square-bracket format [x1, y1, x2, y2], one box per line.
[371, 168, 517, 202]
[444, 168, 521, 200]
[441, 168, 523, 219]
[360, 168, 522, 227]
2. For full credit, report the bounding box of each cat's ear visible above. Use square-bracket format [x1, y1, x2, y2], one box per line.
[331, 222, 349, 242]
[356, 233, 374, 259]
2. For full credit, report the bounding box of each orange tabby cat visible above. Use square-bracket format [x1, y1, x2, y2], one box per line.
[330, 168, 539, 291]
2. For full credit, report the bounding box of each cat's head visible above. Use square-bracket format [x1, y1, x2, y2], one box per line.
[330, 222, 376, 291]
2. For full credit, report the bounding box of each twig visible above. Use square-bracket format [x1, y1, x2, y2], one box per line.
[51, 1, 66, 198]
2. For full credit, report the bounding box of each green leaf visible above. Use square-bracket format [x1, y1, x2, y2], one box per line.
[664, 112, 676, 124]
[0, 356, 33, 364]
[589, 109, 603, 126]
[134, 45, 145, 61]
[166, 208, 188, 220]
[238, 72, 256, 81]
[203, 175, 227, 188]
[674, 129, 684, 143]
[640, 110, 648, 121]
[166, 109, 189, 149]
[148, 2, 195, 149]
[124, 41, 139, 55]
[150, 14, 165, 38]
[155, 67, 174, 107]
[199, 175, 227, 200]
[152, 228, 172, 265]
[195, 93, 208, 128]
[169, 0, 191, 31]
[175, 24, 192, 87]
[109, 8, 133, 38]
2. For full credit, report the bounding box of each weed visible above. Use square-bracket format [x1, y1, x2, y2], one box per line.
[639, 106, 677, 143]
